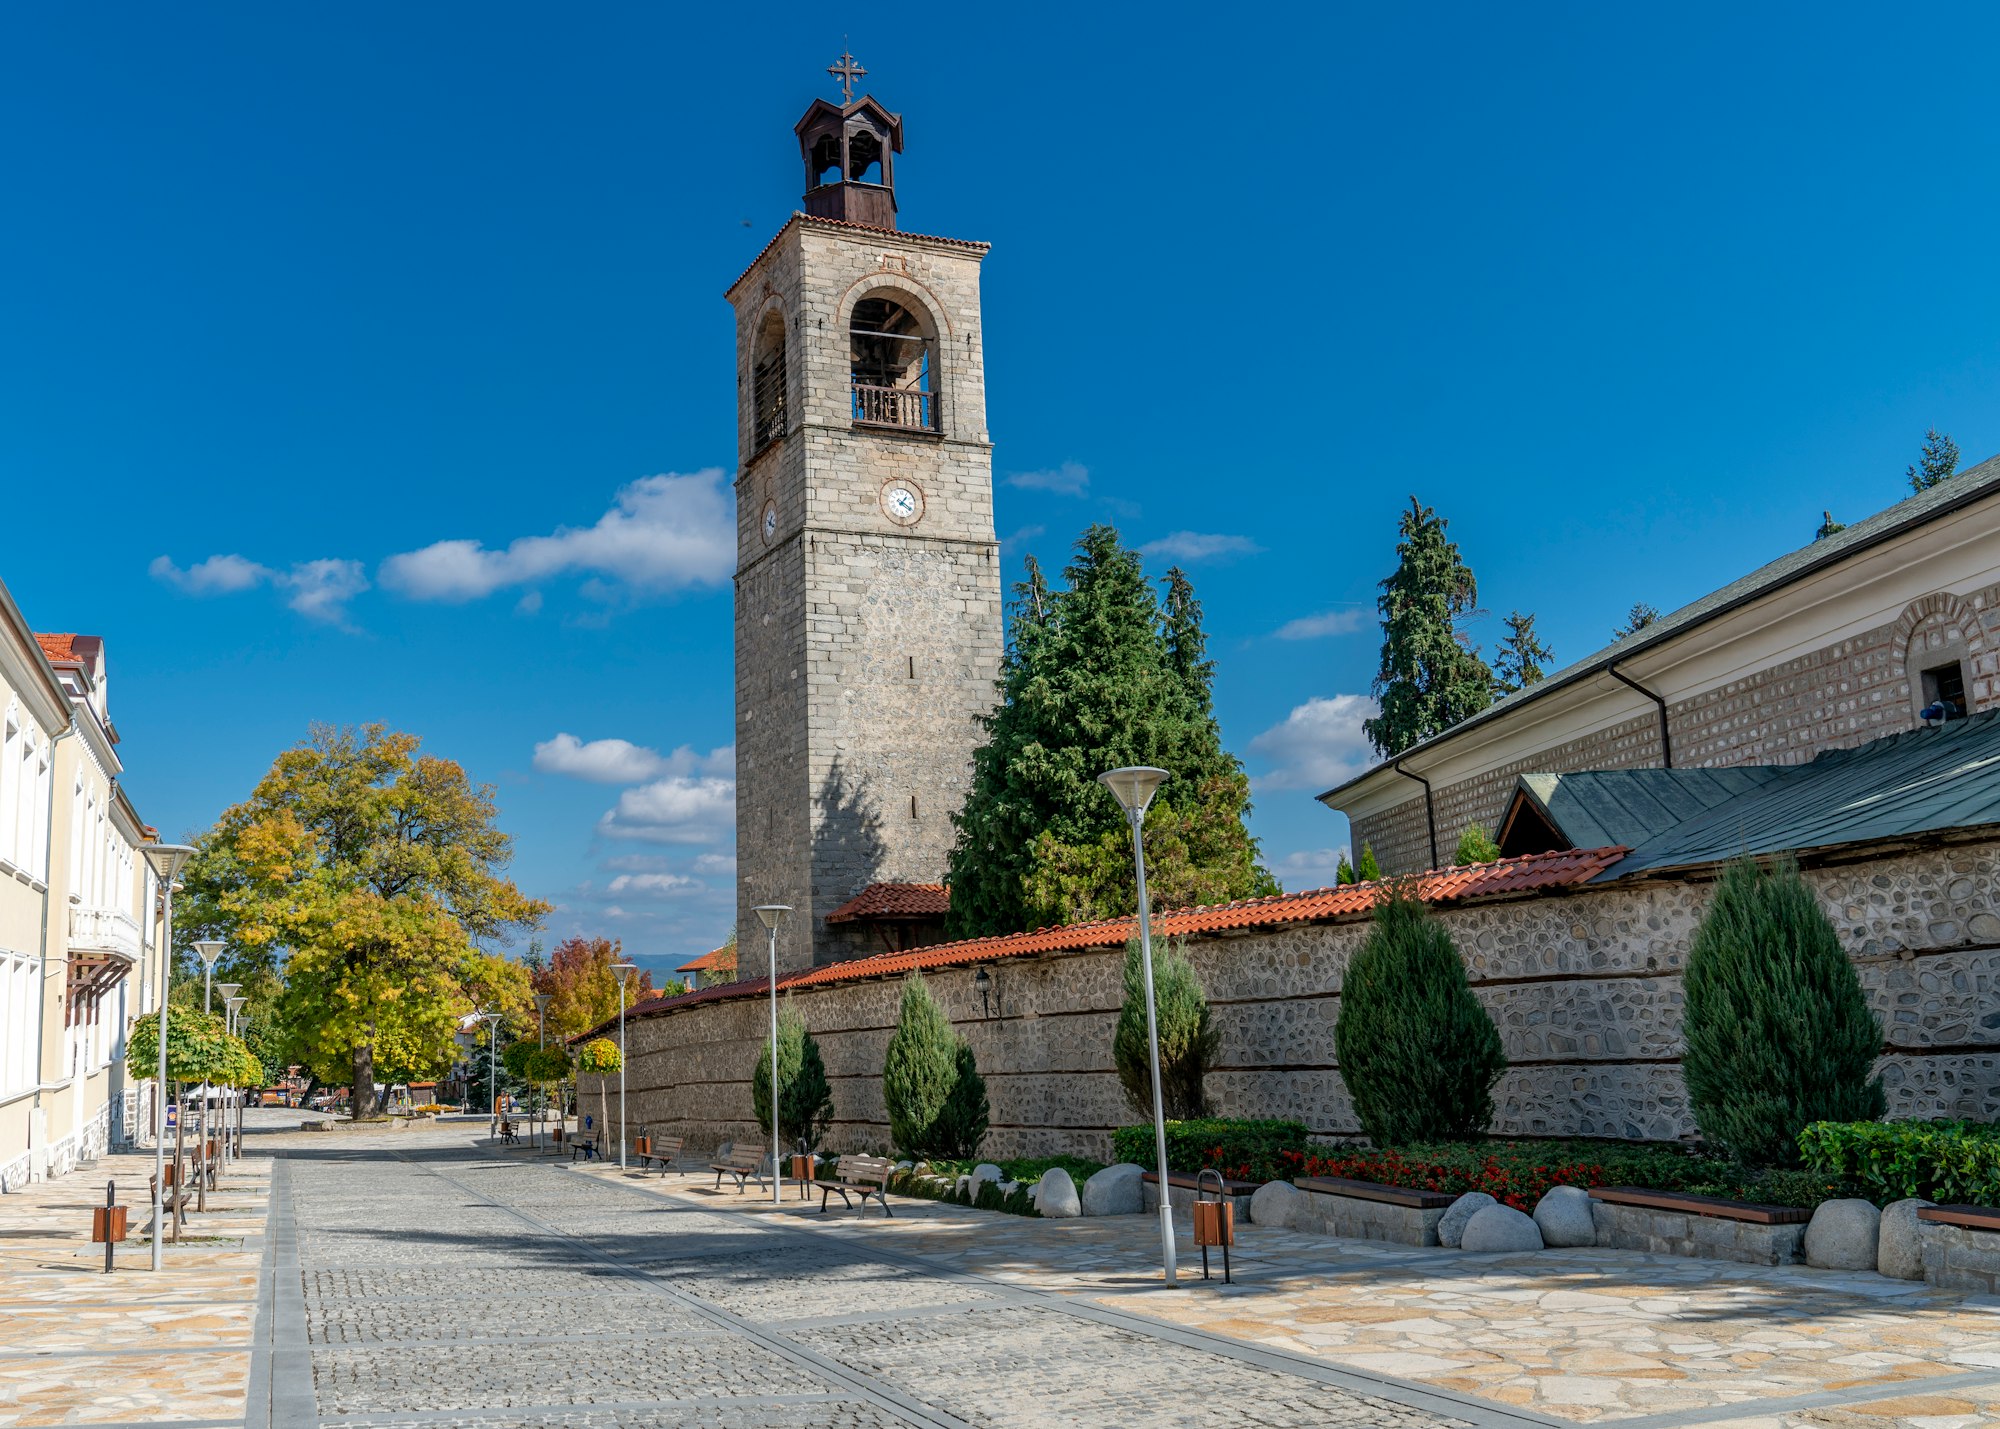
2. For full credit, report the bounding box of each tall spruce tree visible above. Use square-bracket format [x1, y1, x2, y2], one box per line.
[881, 973, 987, 1158]
[945, 525, 1273, 938]
[1492, 611, 1553, 696]
[1907, 428, 1960, 493]
[1682, 857, 1884, 1165]
[1364, 498, 1493, 758]
[1613, 602, 1661, 640]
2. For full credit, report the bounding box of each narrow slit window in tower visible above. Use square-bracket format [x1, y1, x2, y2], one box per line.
[752, 311, 787, 451]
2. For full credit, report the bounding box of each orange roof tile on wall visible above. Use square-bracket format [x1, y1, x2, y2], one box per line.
[573, 847, 1627, 1041]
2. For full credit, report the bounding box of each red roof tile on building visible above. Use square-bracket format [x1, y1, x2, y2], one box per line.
[574, 847, 1626, 1041]
[34, 632, 81, 663]
[675, 945, 736, 974]
[824, 882, 950, 924]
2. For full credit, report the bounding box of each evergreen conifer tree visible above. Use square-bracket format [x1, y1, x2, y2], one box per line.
[1364, 498, 1493, 757]
[1356, 844, 1381, 881]
[1334, 890, 1506, 1144]
[1334, 851, 1356, 885]
[881, 973, 986, 1157]
[945, 525, 1272, 937]
[1815, 510, 1847, 541]
[1454, 823, 1501, 865]
[1613, 602, 1661, 640]
[752, 1005, 835, 1152]
[1111, 935, 1218, 1119]
[1682, 857, 1885, 1164]
[1907, 428, 1960, 493]
[1492, 611, 1553, 695]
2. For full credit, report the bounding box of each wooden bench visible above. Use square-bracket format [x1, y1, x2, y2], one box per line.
[634, 1135, 685, 1176]
[569, 1135, 600, 1163]
[1293, 1175, 1455, 1209]
[149, 1164, 193, 1237]
[710, 1145, 769, 1193]
[1586, 1186, 1809, 1225]
[499, 1118, 520, 1146]
[819, 1154, 894, 1217]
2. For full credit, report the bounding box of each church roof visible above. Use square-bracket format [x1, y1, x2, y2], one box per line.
[571, 846, 1626, 1040]
[1322, 451, 2000, 807]
[824, 882, 950, 923]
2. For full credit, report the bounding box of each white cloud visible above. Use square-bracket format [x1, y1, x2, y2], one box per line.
[1273, 609, 1368, 641]
[1272, 847, 1352, 891]
[1248, 693, 1380, 791]
[535, 734, 732, 785]
[150, 552, 369, 626]
[598, 775, 736, 844]
[379, 470, 734, 602]
[1005, 461, 1090, 496]
[1137, 531, 1263, 563]
[605, 872, 703, 897]
[692, 852, 737, 877]
[1000, 524, 1045, 551]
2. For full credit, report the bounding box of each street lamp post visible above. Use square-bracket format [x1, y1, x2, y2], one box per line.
[478, 1011, 503, 1141]
[752, 906, 792, 1208]
[224, 995, 246, 1160]
[140, 844, 196, 1274]
[613, 963, 637, 1169]
[532, 993, 551, 1148]
[195, 940, 223, 1014]
[1099, 766, 1179, 1287]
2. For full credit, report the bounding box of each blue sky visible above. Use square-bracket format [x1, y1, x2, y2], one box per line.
[4, 5, 1997, 982]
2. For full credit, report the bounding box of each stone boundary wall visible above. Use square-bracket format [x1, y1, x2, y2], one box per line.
[617, 842, 2000, 1161]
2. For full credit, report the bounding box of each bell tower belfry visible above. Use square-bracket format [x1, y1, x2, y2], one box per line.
[728, 66, 1002, 973]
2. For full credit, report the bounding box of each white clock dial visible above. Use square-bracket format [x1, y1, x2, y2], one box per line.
[888, 487, 916, 519]
[880, 481, 924, 526]
[761, 502, 777, 543]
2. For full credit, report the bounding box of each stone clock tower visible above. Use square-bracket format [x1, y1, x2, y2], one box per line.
[729, 75, 1002, 972]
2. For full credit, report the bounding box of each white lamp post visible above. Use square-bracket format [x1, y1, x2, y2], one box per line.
[752, 906, 791, 1207]
[478, 1011, 503, 1141]
[532, 992, 551, 1148]
[1099, 766, 1179, 1287]
[224, 995, 247, 1162]
[194, 940, 223, 1013]
[613, 963, 637, 1169]
[140, 844, 195, 1273]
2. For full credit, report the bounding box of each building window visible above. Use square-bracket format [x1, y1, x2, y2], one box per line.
[850, 297, 937, 432]
[752, 310, 787, 452]
[1920, 660, 1969, 721]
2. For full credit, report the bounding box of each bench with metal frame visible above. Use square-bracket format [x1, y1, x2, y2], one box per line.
[710, 1145, 769, 1193]
[818, 1153, 894, 1217]
[634, 1134, 685, 1176]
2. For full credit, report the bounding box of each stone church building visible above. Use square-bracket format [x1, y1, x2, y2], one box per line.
[1325, 456, 2000, 875]
[729, 86, 1001, 974]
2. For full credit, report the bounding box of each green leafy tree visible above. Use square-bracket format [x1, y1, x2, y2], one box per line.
[1334, 889, 1506, 1145]
[946, 526, 1273, 937]
[1334, 852, 1356, 886]
[180, 723, 549, 1118]
[128, 1007, 236, 1085]
[1613, 602, 1661, 640]
[1454, 823, 1501, 865]
[1364, 498, 1493, 758]
[752, 1005, 836, 1152]
[881, 973, 986, 1158]
[1356, 844, 1381, 881]
[575, 1037, 622, 1146]
[1907, 428, 1960, 493]
[1815, 510, 1847, 541]
[1682, 857, 1885, 1165]
[1111, 936, 1218, 1120]
[1492, 611, 1553, 696]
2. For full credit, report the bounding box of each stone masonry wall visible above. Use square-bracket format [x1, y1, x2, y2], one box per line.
[617, 841, 2000, 1161]
[1355, 582, 2000, 875]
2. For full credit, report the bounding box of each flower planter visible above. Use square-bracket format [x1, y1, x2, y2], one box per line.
[1291, 1175, 1456, 1246]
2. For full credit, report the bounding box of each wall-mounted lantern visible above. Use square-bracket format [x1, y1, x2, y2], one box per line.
[973, 966, 992, 1018]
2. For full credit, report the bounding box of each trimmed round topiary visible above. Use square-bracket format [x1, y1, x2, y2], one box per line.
[1334, 888, 1506, 1145]
[1683, 856, 1884, 1165]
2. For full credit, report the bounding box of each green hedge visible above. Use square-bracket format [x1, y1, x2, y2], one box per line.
[1799, 1120, 2000, 1204]
[1112, 1118, 1309, 1182]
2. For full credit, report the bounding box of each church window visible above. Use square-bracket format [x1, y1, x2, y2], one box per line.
[752, 311, 787, 452]
[850, 297, 937, 432]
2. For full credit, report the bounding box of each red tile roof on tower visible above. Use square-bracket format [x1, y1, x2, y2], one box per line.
[572, 847, 1628, 1041]
[824, 882, 950, 924]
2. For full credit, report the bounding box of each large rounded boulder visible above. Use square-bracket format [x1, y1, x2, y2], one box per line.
[1437, 1192, 1496, 1249]
[1804, 1198, 1882, 1271]
[1250, 1180, 1305, 1229]
[1877, 1198, 1933, 1281]
[1532, 1186, 1599, 1248]
[1081, 1163, 1146, 1216]
[1460, 1204, 1545, 1253]
[1037, 1167, 1082, 1218]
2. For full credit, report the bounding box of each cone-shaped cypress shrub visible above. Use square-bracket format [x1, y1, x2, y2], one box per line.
[752, 1004, 835, 1152]
[1112, 935, 1219, 1119]
[1683, 856, 1884, 1165]
[883, 972, 974, 1157]
[1335, 888, 1506, 1144]
[934, 1042, 990, 1158]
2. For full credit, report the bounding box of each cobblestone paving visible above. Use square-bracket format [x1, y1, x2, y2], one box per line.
[278, 1137, 1494, 1427]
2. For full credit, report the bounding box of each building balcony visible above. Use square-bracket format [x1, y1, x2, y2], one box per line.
[851, 383, 937, 433]
[68, 905, 142, 965]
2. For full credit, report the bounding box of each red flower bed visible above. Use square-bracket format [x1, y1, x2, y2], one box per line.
[1277, 1147, 1612, 1212]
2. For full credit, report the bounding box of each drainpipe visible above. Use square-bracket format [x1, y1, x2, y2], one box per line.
[1390, 760, 1440, 871]
[1607, 663, 1673, 769]
[30, 721, 77, 1153]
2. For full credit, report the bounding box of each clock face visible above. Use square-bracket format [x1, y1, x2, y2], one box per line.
[880, 481, 924, 526]
[761, 502, 778, 543]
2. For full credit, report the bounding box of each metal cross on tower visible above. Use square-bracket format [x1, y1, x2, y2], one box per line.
[827, 47, 867, 104]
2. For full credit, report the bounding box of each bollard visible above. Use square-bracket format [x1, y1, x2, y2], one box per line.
[91, 1181, 127, 1274]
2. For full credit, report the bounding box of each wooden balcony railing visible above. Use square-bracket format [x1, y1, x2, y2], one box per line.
[851, 383, 937, 432]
